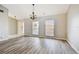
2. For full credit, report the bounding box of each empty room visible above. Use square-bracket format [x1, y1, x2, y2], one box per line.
[0, 4, 79, 54]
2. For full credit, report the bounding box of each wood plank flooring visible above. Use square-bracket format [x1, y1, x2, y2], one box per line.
[0, 37, 77, 54]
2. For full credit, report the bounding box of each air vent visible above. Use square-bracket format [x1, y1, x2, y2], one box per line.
[0, 9, 4, 13]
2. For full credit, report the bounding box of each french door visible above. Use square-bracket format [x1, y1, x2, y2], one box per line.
[45, 20, 54, 36]
[32, 20, 54, 37]
[32, 21, 39, 36]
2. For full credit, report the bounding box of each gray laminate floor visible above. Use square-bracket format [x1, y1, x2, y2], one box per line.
[0, 37, 77, 54]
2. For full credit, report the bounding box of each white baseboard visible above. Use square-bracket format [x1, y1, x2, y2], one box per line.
[0, 34, 24, 41]
[24, 35, 66, 40]
[55, 37, 66, 40]
[67, 40, 79, 54]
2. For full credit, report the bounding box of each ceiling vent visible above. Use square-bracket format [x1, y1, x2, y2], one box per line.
[0, 9, 4, 13]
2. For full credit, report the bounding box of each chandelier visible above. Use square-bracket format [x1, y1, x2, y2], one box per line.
[30, 4, 37, 20]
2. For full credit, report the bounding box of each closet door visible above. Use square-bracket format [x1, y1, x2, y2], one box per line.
[45, 20, 54, 36]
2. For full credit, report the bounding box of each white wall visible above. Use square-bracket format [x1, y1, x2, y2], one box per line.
[0, 5, 9, 38]
[67, 5, 79, 52]
[8, 17, 17, 35]
[24, 19, 32, 36]
[24, 13, 67, 39]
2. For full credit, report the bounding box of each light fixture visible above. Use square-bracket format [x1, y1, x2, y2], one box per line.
[30, 4, 37, 20]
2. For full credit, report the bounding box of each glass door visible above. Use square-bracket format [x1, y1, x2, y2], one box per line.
[32, 21, 39, 36]
[45, 20, 54, 36]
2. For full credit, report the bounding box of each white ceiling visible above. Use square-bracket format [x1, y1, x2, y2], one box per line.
[2, 4, 69, 20]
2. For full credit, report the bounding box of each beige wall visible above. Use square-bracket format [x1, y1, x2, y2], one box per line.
[9, 17, 24, 35]
[67, 5, 79, 52]
[0, 5, 9, 38]
[8, 17, 17, 35]
[17, 20, 24, 34]
[0, 5, 67, 40]
[24, 13, 67, 39]
[54, 13, 67, 39]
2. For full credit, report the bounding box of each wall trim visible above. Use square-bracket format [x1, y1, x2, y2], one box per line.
[55, 37, 66, 40]
[0, 34, 24, 41]
[24, 35, 66, 40]
[67, 40, 79, 54]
